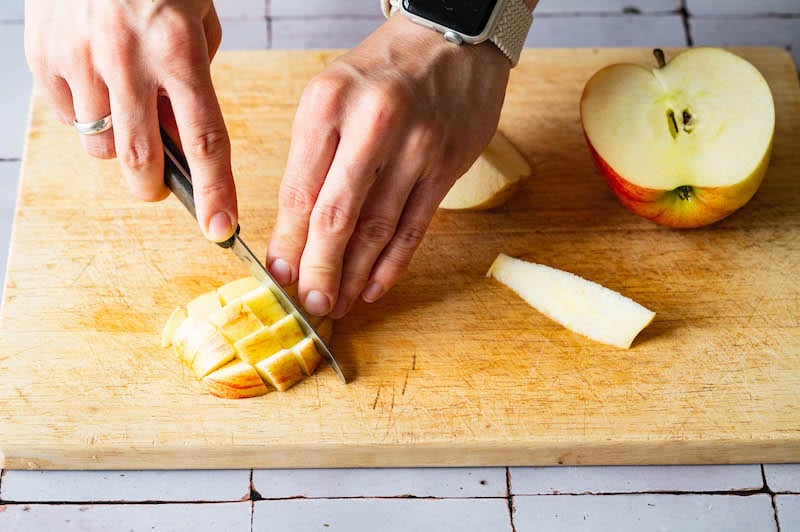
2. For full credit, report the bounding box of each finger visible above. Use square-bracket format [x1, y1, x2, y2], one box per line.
[164, 57, 237, 243]
[297, 127, 395, 316]
[204, 3, 223, 61]
[108, 78, 166, 202]
[329, 145, 426, 318]
[361, 176, 447, 304]
[39, 74, 75, 126]
[69, 68, 115, 159]
[266, 80, 341, 287]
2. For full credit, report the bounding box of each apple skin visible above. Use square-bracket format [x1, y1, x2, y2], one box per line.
[585, 136, 773, 228]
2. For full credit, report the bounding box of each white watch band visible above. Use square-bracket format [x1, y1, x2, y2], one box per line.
[382, 0, 534, 67]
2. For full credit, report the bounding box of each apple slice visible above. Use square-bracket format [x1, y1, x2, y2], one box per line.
[208, 301, 263, 342]
[217, 277, 261, 305]
[171, 316, 218, 364]
[291, 337, 323, 376]
[161, 307, 187, 348]
[203, 360, 269, 399]
[255, 349, 305, 392]
[186, 290, 223, 319]
[191, 330, 237, 378]
[439, 130, 531, 211]
[581, 47, 774, 228]
[237, 285, 286, 326]
[487, 254, 655, 349]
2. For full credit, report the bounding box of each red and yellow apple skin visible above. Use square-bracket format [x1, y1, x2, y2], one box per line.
[586, 137, 772, 228]
[580, 48, 775, 229]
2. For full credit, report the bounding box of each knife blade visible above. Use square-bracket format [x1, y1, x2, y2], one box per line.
[160, 129, 346, 384]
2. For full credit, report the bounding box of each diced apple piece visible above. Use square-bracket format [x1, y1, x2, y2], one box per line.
[208, 301, 263, 342]
[191, 330, 237, 378]
[238, 286, 286, 326]
[291, 337, 323, 375]
[487, 254, 655, 349]
[172, 316, 218, 364]
[271, 314, 305, 349]
[217, 277, 261, 305]
[203, 360, 270, 399]
[161, 307, 187, 348]
[233, 326, 283, 366]
[439, 131, 531, 211]
[186, 290, 223, 319]
[255, 349, 304, 391]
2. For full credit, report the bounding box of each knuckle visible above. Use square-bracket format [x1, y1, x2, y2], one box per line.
[119, 140, 157, 171]
[311, 202, 357, 236]
[356, 215, 395, 246]
[196, 178, 230, 200]
[393, 223, 427, 252]
[302, 72, 349, 121]
[187, 128, 230, 161]
[278, 183, 316, 218]
[362, 88, 402, 134]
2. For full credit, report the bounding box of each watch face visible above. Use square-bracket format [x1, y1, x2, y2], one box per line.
[403, 0, 500, 37]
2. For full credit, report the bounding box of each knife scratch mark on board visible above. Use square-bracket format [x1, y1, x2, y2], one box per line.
[372, 385, 381, 410]
[68, 256, 94, 288]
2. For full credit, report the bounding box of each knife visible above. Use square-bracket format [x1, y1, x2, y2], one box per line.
[160, 129, 347, 384]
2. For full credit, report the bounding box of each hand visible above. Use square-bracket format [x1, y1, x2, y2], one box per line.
[267, 15, 511, 318]
[24, 0, 238, 242]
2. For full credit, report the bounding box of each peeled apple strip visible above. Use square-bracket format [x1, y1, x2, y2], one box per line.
[487, 254, 655, 349]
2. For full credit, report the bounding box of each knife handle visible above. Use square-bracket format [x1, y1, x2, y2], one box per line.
[161, 128, 238, 249]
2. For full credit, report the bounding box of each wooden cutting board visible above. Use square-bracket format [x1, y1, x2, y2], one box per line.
[2, 48, 798, 470]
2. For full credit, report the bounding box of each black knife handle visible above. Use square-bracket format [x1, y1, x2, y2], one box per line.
[161, 128, 238, 249]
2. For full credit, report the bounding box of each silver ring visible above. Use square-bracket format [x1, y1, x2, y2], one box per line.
[73, 114, 113, 136]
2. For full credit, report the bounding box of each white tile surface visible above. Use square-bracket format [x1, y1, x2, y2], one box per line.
[525, 15, 687, 48]
[0, 470, 251, 502]
[271, 17, 383, 49]
[764, 464, 800, 493]
[776, 495, 800, 532]
[253, 497, 512, 532]
[214, 0, 266, 19]
[510, 465, 764, 495]
[0, 502, 252, 531]
[0, 23, 33, 159]
[253, 467, 507, 498]
[513, 494, 777, 532]
[271, 0, 378, 17]
[0, 0, 24, 21]
[687, 0, 800, 15]
[535, 0, 681, 14]
[219, 17, 269, 50]
[690, 16, 800, 67]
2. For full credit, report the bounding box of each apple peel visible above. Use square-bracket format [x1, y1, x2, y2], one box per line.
[487, 254, 655, 349]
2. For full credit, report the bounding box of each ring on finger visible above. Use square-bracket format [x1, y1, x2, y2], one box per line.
[73, 114, 113, 136]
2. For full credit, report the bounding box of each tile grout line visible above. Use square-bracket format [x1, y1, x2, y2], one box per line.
[506, 467, 517, 532]
[680, 0, 694, 46]
[763, 465, 782, 532]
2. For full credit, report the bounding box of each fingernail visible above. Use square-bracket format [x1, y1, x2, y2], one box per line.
[304, 290, 331, 316]
[361, 282, 384, 303]
[269, 258, 292, 286]
[331, 296, 351, 318]
[207, 211, 234, 242]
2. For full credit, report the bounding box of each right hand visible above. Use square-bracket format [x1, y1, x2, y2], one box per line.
[24, 0, 238, 243]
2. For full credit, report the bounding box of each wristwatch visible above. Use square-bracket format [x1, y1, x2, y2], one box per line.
[381, 0, 536, 67]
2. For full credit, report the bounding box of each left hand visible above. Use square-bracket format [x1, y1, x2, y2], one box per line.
[266, 15, 511, 318]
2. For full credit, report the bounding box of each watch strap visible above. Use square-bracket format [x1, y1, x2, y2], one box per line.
[382, 0, 533, 67]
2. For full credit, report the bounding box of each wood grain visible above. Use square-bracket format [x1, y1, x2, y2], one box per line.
[1, 48, 798, 469]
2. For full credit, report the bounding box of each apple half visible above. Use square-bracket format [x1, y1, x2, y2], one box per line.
[439, 130, 531, 210]
[581, 47, 775, 228]
[487, 254, 655, 349]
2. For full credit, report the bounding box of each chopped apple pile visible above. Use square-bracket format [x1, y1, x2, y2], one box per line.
[487, 254, 655, 349]
[162, 277, 333, 398]
[439, 130, 531, 211]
